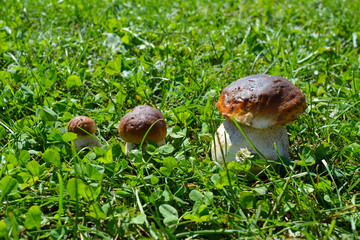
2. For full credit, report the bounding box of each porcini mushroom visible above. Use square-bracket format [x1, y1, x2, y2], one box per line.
[67, 116, 102, 151]
[118, 105, 167, 156]
[212, 74, 307, 169]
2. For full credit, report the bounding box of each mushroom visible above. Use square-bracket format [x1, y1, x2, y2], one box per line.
[67, 116, 102, 151]
[118, 105, 167, 155]
[212, 74, 307, 170]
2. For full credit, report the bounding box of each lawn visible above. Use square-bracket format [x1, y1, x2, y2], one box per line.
[0, 0, 359, 239]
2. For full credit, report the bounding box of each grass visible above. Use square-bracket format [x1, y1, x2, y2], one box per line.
[0, 0, 359, 239]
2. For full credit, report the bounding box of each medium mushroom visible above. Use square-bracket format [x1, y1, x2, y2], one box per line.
[212, 74, 307, 169]
[67, 116, 102, 151]
[118, 105, 167, 156]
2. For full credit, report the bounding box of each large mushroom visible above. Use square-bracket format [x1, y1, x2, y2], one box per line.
[67, 116, 102, 151]
[118, 105, 167, 156]
[212, 74, 307, 169]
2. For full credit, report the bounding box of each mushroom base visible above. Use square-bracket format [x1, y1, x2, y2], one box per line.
[212, 118, 289, 167]
[73, 135, 102, 152]
[125, 140, 166, 156]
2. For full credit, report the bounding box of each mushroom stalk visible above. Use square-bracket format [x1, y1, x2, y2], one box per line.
[73, 135, 102, 152]
[212, 118, 289, 164]
[125, 139, 166, 156]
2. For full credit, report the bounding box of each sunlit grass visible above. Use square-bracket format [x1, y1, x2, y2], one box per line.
[0, 0, 359, 239]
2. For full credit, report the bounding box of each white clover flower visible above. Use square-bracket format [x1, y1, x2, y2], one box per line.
[235, 148, 253, 163]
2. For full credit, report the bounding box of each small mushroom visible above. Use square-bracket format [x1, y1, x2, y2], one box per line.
[118, 105, 167, 155]
[67, 116, 102, 151]
[212, 74, 307, 170]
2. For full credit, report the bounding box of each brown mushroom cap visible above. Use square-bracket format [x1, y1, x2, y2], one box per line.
[216, 74, 307, 129]
[118, 105, 167, 144]
[68, 116, 97, 135]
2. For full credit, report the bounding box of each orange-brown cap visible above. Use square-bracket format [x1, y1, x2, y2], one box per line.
[67, 116, 97, 135]
[118, 105, 167, 144]
[216, 74, 307, 129]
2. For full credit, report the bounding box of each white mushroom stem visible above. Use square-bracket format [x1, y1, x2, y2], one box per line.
[73, 135, 102, 152]
[212, 118, 289, 164]
[125, 139, 166, 156]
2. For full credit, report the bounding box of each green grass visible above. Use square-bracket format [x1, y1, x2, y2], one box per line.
[0, 0, 359, 239]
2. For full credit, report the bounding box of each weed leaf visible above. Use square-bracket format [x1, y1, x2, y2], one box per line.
[61, 132, 77, 142]
[239, 192, 257, 209]
[66, 178, 83, 199]
[26, 160, 41, 176]
[39, 106, 58, 121]
[130, 214, 146, 224]
[0, 176, 18, 196]
[105, 56, 122, 75]
[43, 149, 61, 168]
[66, 75, 82, 89]
[24, 206, 42, 230]
[189, 190, 203, 201]
[16, 150, 30, 165]
[159, 204, 178, 226]
[88, 203, 106, 220]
